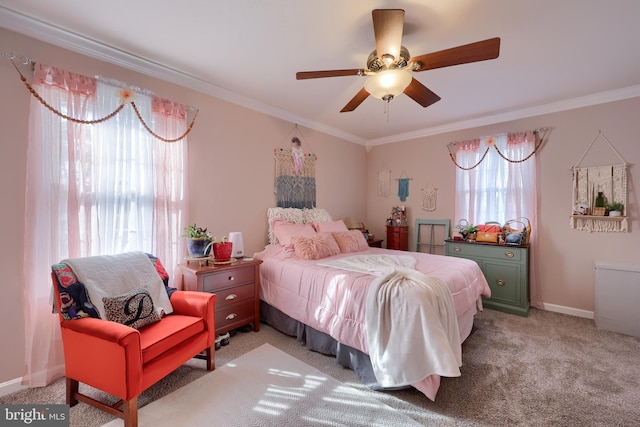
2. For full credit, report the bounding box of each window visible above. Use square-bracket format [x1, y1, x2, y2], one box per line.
[452, 133, 537, 225]
[22, 63, 188, 386]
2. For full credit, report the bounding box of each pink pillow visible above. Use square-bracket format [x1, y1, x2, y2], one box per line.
[332, 230, 370, 253]
[313, 220, 349, 233]
[292, 233, 341, 260]
[272, 220, 317, 248]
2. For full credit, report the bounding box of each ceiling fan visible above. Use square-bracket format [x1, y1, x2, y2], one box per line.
[296, 9, 500, 112]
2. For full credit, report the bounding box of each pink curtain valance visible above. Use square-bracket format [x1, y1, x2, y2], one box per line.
[34, 63, 96, 96]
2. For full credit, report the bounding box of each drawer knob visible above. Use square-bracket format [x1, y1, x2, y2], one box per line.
[504, 251, 514, 258]
[228, 275, 235, 281]
[454, 246, 461, 252]
[226, 313, 237, 320]
[225, 293, 237, 301]
[496, 279, 506, 286]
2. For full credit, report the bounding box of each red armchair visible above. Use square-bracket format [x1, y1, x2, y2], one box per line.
[51, 258, 216, 427]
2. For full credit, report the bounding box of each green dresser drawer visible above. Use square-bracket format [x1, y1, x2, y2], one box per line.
[445, 241, 523, 261]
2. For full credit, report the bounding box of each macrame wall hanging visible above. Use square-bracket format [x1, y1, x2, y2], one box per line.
[274, 125, 317, 209]
[378, 170, 391, 197]
[4, 52, 197, 142]
[396, 171, 412, 202]
[570, 131, 629, 232]
[421, 183, 438, 211]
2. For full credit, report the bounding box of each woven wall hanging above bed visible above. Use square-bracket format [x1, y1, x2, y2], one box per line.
[273, 143, 317, 209]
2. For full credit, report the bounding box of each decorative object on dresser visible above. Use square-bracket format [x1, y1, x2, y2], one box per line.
[180, 258, 262, 336]
[445, 239, 529, 317]
[183, 223, 212, 258]
[228, 231, 245, 258]
[205, 236, 233, 263]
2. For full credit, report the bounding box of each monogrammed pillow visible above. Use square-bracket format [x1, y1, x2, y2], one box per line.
[103, 287, 162, 330]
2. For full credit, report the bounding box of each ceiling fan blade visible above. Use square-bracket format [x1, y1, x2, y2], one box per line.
[296, 69, 364, 80]
[372, 9, 405, 62]
[410, 37, 501, 72]
[403, 78, 441, 108]
[340, 87, 370, 112]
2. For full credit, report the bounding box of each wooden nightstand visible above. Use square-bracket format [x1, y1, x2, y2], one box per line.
[367, 238, 383, 248]
[179, 258, 262, 335]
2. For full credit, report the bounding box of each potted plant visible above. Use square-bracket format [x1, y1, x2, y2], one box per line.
[205, 236, 233, 262]
[183, 224, 212, 257]
[466, 224, 479, 241]
[607, 202, 624, 217]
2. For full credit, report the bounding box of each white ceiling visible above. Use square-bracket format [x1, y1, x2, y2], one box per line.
[2, 0, 640, 145]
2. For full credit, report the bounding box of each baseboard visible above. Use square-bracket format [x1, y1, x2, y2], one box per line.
[543, 303, 594, 319]
[0, 377, 26, 398]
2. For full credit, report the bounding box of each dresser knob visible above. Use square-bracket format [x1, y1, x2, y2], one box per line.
[225, 293, 237, 301]
[454, 246, 461, 252]
[496, 279, 506, 286]
[226, 313, 237, 320]
[228, 275, 235, 281]
[504, 251, 514, 258]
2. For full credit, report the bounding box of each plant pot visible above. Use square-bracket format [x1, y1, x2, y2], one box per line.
[609, 211, 622, 217]
[186, 238, 212, 257]
[212, 242, 233, 262]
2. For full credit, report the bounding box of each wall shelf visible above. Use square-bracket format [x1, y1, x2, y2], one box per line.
[570, 215, 628, 232]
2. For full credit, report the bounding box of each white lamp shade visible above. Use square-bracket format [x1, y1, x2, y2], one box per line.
[228, 232, 244, 258]
[364, 69, 412, 100]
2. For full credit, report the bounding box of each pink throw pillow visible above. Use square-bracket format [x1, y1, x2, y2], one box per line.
[292, 233, 341, 260]
[332, 230, 370, 253]
[313, 220, 349, 233]
[272, 220, 317, 248]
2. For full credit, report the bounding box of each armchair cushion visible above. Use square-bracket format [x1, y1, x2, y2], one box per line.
[103, 287, 162, 330]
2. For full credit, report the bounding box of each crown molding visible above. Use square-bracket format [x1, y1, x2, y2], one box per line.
[2, 5, 638, 148]
[0, 6, 366, 145]
[365, 84, 640, 147]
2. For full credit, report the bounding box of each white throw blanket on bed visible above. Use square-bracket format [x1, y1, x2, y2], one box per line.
[63, 251, 173, 320]
[317, 253, 416, 275]
[366, 267, 462, 388]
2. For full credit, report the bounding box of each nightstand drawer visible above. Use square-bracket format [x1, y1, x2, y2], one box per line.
[202, 268, 255, 292]
[215, 299, 256, 331]
[215, 283, 255, 306]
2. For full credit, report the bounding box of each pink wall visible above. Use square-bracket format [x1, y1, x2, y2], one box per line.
[0, 28, 366, 386]
[366, 99, 640, 315]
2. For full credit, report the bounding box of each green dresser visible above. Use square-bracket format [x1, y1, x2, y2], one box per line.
[444, 240, 529, 317]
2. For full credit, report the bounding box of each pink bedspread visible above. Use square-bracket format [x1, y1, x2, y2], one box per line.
[254, 244, 491, 400]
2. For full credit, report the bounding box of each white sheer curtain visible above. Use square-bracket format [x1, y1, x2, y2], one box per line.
[22, 64, 188, 386]
[453, 131, 541, 308]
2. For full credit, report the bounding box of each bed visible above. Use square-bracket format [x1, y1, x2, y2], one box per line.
[254, 208, 491, 401]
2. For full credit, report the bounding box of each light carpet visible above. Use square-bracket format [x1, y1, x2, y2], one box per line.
[101, 343, 422, 427]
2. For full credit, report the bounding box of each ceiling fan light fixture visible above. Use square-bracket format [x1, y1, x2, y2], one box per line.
[364, 69, 412, 100]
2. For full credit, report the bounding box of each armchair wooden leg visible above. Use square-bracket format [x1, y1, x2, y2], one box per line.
[66, 378, 79, 407]
[206, 345, 215, 371]
[123, 397, 138, 427]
